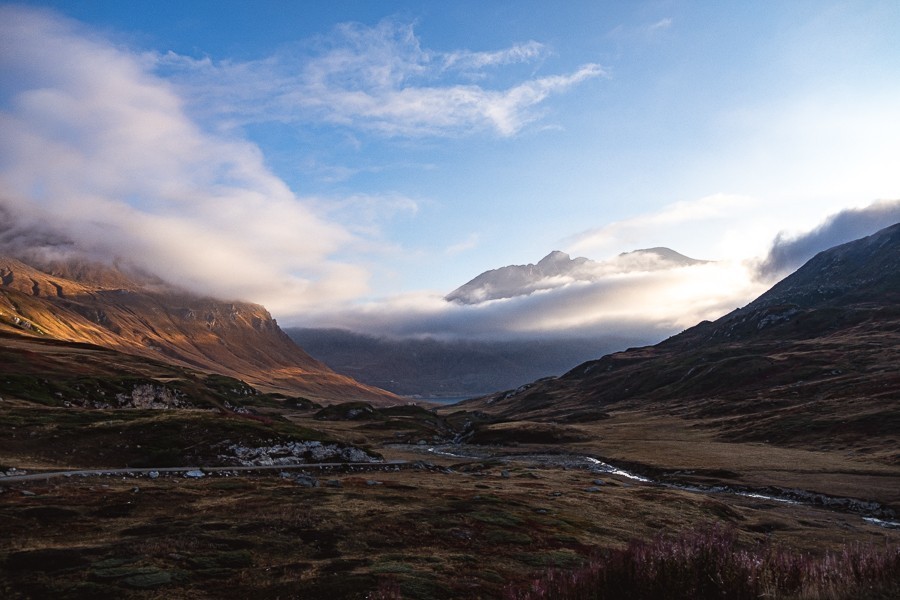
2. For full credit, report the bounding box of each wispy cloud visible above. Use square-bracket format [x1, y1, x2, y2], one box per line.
[157, 19, 606, 137]
[309, 193, 420, 238]
[445, 233, 481, 256]
[566, 194, 756, 256]
[647, 18, 673, 32]
[441, 40, 547, 71]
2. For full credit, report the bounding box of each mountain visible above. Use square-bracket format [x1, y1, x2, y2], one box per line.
[290, 247, 702, 399]
[446, 248, 706, 304]
[0, 255, 398, 405]
[466, 223, 900, 463]
[286, 328, 643, 399]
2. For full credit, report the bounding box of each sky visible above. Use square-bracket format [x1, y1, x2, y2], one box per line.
[2, 1, 900, 343]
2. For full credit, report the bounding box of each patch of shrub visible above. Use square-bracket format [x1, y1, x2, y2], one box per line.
[505, 526, 900, 600]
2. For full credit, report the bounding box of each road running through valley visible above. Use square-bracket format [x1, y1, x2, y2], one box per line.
[0, 460, 410, 483]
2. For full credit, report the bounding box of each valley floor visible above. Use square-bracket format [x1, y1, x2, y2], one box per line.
[2, 403, 899, 599]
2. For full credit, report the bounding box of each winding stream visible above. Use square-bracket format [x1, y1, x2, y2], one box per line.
[423, 445, 900, 530]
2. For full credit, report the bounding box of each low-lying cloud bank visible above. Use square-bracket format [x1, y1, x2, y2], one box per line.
[0, 6, 366, 313]
[304, 260, 767, 341]
[306, 201, 900, 342]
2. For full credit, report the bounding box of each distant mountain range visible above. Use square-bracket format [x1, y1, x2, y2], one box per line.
[466, 223, 900, 463]
[291, 247, 702, 399]
[0, 255, 397, 405]
[446, 248, 706, 304]
[286, 328, 643, 399]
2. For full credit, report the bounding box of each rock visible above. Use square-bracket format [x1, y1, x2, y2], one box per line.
[147, 471, 159, 479]
[223, 440, 380, 467]
[184, 470, 205, 479]
[585, 486, 603, 493]
[122, 570, 173, 588]
[592, 479, 605, 486]
[500, 470, 511, 479]
[325, 479, 342, 488]
[294, 474, 319, 488]
[365, 480, 383, 486]
[21, 490, 36, 496]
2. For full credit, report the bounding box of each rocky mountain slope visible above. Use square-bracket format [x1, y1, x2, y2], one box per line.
[467, 223, 900, 463]
[446, 247, 706, 304]
[0, 256, 397, 405]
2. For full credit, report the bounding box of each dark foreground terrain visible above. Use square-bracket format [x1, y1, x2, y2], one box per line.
[1, 382, 898, 599]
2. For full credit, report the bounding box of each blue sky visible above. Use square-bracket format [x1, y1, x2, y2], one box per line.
[2, 1, 900, 340]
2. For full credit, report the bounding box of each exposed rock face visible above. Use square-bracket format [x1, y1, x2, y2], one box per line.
[115, 384, 190, 410]
[0, 256, 398, 405]
[221, 441, 380, 466]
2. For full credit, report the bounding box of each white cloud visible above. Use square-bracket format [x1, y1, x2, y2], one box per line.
[445, 233, 481, 256]
[565, 194, 757, 257]
[0, 5, 368, 313]
[157, 19, 606, 137]
[442, 40, 547, 71]
[647, 18, 673, 32]
[309, 193, 420, 238]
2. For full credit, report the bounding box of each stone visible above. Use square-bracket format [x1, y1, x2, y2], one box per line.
[184, 470, 205, 479]
[122, 570, 173, 588]
[294, 474, 319, 488]
[147, 471, 159, 479]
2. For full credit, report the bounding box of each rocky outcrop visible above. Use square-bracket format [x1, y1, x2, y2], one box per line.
[115, 384, 190, 409]
[220, 441, 380, 466]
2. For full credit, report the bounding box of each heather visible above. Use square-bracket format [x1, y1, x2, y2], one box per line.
[505, 527, 900, 600]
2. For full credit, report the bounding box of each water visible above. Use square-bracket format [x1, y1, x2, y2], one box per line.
[421, 445, 900, 529]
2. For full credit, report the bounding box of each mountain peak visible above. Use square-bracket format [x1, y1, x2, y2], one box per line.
[446, 246, 701, 305]
[618, 247, 707, 265]
[537, 250, 572, 266]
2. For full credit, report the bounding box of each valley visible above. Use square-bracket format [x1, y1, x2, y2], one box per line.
[2, 225, 900, 598]
[4, 3, 900, 598]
